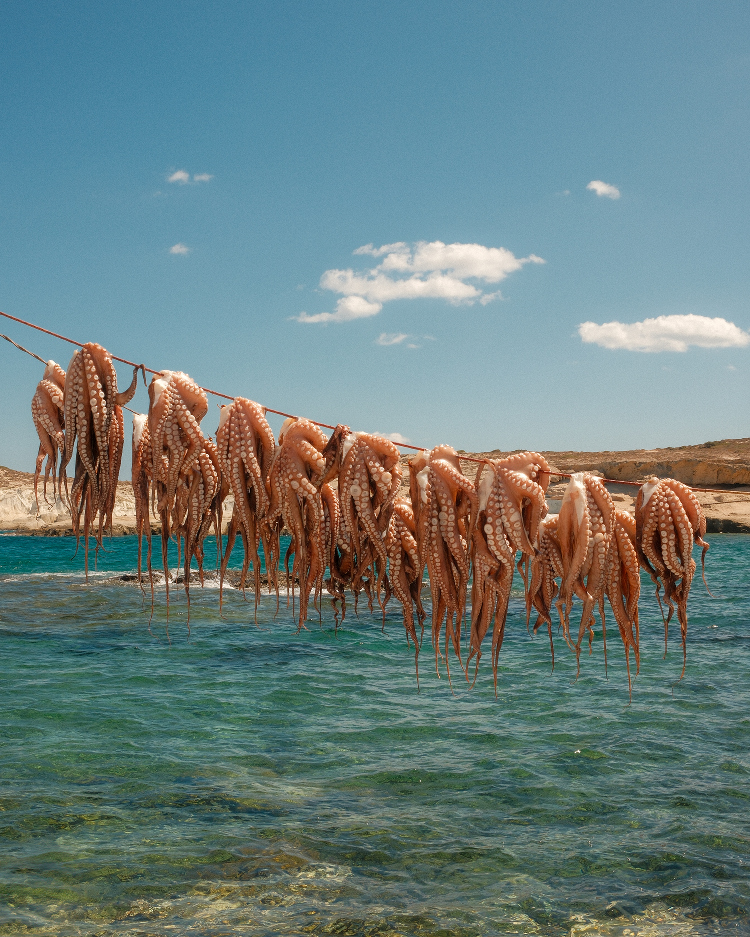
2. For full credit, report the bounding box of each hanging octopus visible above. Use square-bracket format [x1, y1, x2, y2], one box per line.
[319, 480, 348, 624]
[31, 359, 66, 508]
[61, 343, 139, 570]
[147, 369, 219, 621]
[636, 476, 709, 679]
[265, 417, 328, 631]
[384, 496, 426, 679]
[177, 436, 224, 597]
[527, 502, 640, 696]
[605, 508, 641, 697]
[149, 370, 208, 516]
[556, 472, 615, 675]
[103, 401, 126, 536]
[466, 451, 550, 691]
[526, 512, 563, 669]
[216, 397, 276, 611]
[319, 427, 402, 615]
[339, 431, 402, 610]
[131, 413, 154, 595]
[317, 426, 352, 622]
[411, 445, 476, 684]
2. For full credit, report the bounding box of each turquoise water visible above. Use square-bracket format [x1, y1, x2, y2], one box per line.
[1, 534, 750, 936]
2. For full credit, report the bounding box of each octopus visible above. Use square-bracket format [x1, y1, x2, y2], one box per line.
[147, 369, 221, 622]
[337, 430, 402, 613]
[31, 359, 66, 508]
[266, 417, 328, 631]
[384, 496, 426, 680]
[314, 424, 354, 620]
[178, 436, 224, 593]
[606, 508, 641, 697]
[636, 476, 709, 679]
[319, 480, 347, 623]
[215, 397, 276, 612]
[316, 425, 352, 620]
[318, 427, 402, 617]
[131, 413, 154, 596]
[466, 451, 550, 691]
[411, 445, 475, 684]
[149, 370, 208, 516]
[528, 502, 641, 696]
[556, 472, 615, 675]
[60, 343, 139, 571]
[23, 334, 718, 695]
[526, 512, 563, 669]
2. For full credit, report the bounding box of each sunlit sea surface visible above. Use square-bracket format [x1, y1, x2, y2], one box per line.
[2, 534, 750, 937]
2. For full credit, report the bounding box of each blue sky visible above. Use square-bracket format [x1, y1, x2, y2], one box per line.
[2, 1, 750, 472]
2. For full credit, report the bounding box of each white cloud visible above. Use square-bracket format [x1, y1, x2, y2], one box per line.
[295, 296, 382, 324]
[376, 332, 409, 346]
[374, 431, 411, 445]
[587, 180, 621, 199]
[479, 290, 504, 306]
[169, 243, 190, 255]
[578, 314, 750, 353]
[297, 241, 544, 324]
[167, 170, 213, 184]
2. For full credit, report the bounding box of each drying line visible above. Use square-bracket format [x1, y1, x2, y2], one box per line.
[1, 332, 46, 364]
[3, 308, 749, 493]
[2, 328, 139, 416]
[0, 308, 430, 451]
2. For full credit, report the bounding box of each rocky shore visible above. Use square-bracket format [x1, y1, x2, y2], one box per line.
[2, 436, 750, 535]
[449, 439, 750, 534]
[0, 466, 236, 536]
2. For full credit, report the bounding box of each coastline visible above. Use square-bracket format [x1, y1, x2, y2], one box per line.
[3, 436, 750, 535]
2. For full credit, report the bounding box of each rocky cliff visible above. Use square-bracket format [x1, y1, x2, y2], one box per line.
[3, 435, 750, 535]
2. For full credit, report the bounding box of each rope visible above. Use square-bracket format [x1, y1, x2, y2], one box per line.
[0, 309, 435, 448]
[2, 328, 139, 417]
[1, 333, 46, 364]
[2, 309, 748, 491]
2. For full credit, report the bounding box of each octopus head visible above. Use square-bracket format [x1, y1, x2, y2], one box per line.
[278, 416, 297, 445]
[132, 413, 148, 450]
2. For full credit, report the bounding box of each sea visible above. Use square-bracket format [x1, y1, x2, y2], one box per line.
[1, 533, 750, 936]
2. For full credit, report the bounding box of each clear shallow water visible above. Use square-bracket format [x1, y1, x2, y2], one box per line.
[1, 535, 750, 936]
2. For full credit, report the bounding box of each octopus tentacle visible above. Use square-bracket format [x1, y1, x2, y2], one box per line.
[554, 473, 614, 676]
[571, 479, 614, 668]
[146, 369, 221, 625]
[216, 398, 276, 614]
[605, 510, 640, 699]
[663, 478, 711, 594]
[385, 498, 425, 681]
[463, 454, 548, 692]
[527, 514, 562, 670]
[323, 430, 403, 617]
[115, 364, 141, 406]
[31, 360, 66, 508]
[412, 446, 474, 686]
[635, 476, 707, 681]
[265, 418, 328, 631]
[131, 413, 154, 611]
[60, 344, 134, 575]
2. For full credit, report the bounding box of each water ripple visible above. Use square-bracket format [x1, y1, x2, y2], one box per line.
[1, 534, 749, 935]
